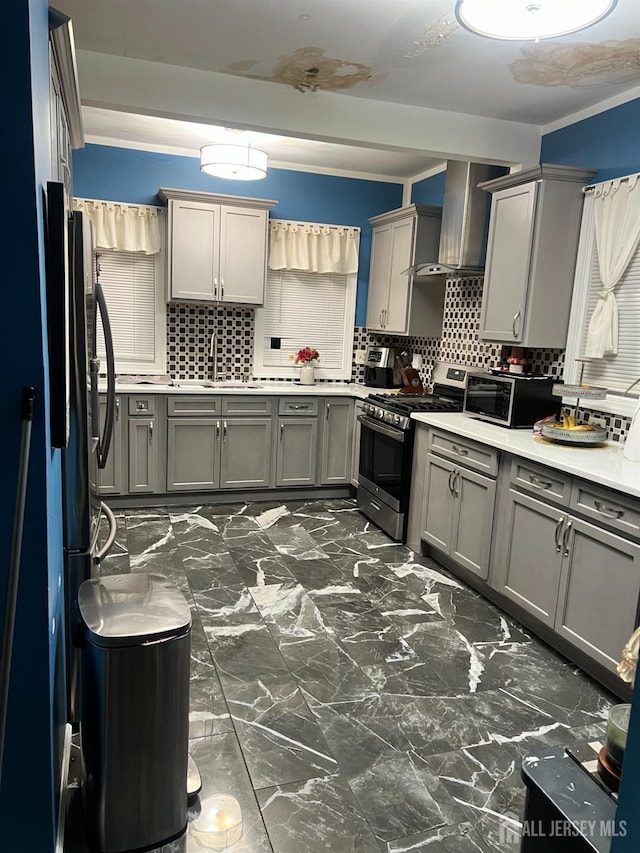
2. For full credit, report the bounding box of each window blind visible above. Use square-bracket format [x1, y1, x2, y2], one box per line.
[96, 250, 158, 367]
[262, 269, 347, 370]
[580, 239, 640, 394]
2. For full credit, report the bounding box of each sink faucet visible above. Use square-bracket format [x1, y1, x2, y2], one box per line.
[209, 331, 217, 381]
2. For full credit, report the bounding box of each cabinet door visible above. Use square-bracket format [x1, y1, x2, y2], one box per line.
[92, 395, 124, 495]
[351, 401, 364, 487]
[128, 417, 160, 493]
[451, 467, 496, 580]
[555, 518, 640, 673]
[170, 200, 219, 301]
[497, 490, 564, 626]
[366, 224, 392, 331]
[320, 399, 354, 485]
[220, 418, 273, 489]
[480, 183, 537, 343]
[384, 218, 414, 334]
[276, 418, 318, 486]
[167, 418, 220, 492]
[422, 454, 456, 555]
[218, 207, 268, 304]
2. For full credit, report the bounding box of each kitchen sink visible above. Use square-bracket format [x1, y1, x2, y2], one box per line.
[171, 380, 263, 389]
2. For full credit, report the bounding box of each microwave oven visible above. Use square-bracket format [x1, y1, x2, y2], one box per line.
[463, 372, 559, 428]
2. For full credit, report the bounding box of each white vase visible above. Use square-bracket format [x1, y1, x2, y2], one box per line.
[299, 364, 315, 385]
[623, 401, 640, 462]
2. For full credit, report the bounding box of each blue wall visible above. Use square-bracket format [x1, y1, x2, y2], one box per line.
[410, 170, 446, 206]
[1, 0, 61, 849]
[73, 145, 403, 326]
[541, 97, 640, 181]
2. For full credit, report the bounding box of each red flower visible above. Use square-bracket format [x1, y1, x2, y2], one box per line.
[292, 347, 320, 364]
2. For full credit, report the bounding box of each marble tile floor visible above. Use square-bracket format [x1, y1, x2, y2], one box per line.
[65, 498, 616, 853]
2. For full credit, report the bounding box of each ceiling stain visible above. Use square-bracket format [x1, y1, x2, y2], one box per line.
[224, 47, 380, 93]
[403, 15, 459, 59]
[510, 39, 640, 88]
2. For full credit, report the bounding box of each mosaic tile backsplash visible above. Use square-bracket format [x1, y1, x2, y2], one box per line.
[165, 278, 631, 442]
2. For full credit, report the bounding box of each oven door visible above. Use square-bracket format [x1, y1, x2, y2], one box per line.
[358, 414, 408, 512]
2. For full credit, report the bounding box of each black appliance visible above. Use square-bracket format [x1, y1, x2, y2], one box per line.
[358, 363, 467, 541]
[47, 184, 118, 722]
[463, 371, 559, 428]
[363, 345, 403, 388]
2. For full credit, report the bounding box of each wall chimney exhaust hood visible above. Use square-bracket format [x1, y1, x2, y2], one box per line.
[403, 160, 508, 277]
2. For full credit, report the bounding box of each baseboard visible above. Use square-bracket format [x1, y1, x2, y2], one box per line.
[55, 723, 73, 853]
[103, 484, 355, 509]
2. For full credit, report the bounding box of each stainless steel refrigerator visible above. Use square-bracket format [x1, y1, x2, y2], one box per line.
[60, 196, 117, 722]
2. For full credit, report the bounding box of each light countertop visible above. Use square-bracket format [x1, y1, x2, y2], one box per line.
[106, 379, 373, 399]
[412, 412, 640, 499]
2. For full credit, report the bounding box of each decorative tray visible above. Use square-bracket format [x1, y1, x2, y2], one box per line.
[552, 383, 608, 400]
[541, 421, 607, 445]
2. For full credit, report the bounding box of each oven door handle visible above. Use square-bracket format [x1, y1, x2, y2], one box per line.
[358, 414, 405, 442]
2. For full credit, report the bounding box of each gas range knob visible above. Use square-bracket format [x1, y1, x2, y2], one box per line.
[393, 414, 401, 426]
[375, 407, 384, 419]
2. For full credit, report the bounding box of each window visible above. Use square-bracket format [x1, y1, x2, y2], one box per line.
[565, 193, 640, 416]
[253, 242, 358, 381]
[95, 245, 166, 375]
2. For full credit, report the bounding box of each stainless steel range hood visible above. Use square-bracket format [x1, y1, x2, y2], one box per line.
[404, 160, 508, 277]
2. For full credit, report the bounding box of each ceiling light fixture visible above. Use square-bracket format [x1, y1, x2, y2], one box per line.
[455, 0, 617, 41]
[200, 143, 268, 181]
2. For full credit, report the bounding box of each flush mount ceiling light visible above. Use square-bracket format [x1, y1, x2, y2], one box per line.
[455, 0, 617, 41]
[200, 143, 268, 181]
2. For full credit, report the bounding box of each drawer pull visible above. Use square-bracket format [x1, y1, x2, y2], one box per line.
[370, 499, 381, 512]
[562, 519, 573, 557]
[555, 516, 565, 553]
[451, 444, 469, 456]
[137, 401, 146, 411]
[593, 499, 624, 520]
[528, 473, 552, 489]
[291, 404, 310, 410]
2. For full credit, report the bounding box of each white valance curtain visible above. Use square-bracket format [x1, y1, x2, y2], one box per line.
[73, 198, 163, 255]
[268, 220, 359, 275]
[585, 174, 640, 358]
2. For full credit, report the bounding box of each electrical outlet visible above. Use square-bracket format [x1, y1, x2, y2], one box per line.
[355, 349, 367, 365]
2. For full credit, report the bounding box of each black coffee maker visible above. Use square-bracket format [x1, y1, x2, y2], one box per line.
[364, 346, 402, 388]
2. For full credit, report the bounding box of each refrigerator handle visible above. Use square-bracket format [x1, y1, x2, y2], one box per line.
[94, 501, 117, 563]
[94, 280, 116, 470]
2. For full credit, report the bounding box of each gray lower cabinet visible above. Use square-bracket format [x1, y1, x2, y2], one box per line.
[320, 399, 354, 485]
[494, 488, 640, 673]
[423, 453, 496, 579]
[128, 416, 160, 493]
[167, 418, 220, 491]
[276, 417, 318, 486]
[92, 394, 124, 495]
[220, 418, 273, 489]
[351, 400, 364, 487]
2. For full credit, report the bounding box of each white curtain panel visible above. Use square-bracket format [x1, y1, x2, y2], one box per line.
[73, 199, 162, 255]
[268, 220, 359, 275]
[585, 174, 640, 358]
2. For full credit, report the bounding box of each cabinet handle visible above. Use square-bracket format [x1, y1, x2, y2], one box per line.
[379, 309, 384, 328]
[528, 473, 552, 489]
[290, 404, 310, 410]
[562, 519, 573, 557]
[325, 403, 331, 420]
[115, 398, 120, 421]
[216, 420, 221, 442]
[448, 470, 455, 493]
[451, 444, 469, 456]
[512, 311, 521, 339]
[554, 516, 565, 553]
[214, 276, 218, 300]
[453, 469, 460, 497]
[593, 499, 624, 519]
[370, 499, 381, 512]
[220, 278, 224, 300]
[280, 423, 284, 441]
[149, 420, 153, 442]
[383, 308, 388, 327]
[223, 420, 227, 442]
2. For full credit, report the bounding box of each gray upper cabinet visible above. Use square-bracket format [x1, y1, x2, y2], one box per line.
[159, 189, 276, 305]
[276, 418, 318, 487]
[220, 418, 273, 489]
[167, 418, 220, 492]
[320, 399, 354, 485]
[479, 165, 596, 348]
[366, 205, 445, 337]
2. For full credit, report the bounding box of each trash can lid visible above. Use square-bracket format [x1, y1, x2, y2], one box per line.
[78, 573, 192, 647]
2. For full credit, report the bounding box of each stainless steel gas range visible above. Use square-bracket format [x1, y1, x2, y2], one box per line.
[357, 363, 469, 541]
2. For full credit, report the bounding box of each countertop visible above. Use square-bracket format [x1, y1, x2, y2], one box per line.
[412, 412, 640, 499]
[105, 379, 374, 399]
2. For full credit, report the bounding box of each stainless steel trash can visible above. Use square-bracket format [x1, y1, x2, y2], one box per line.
[78, 573, 191, 853]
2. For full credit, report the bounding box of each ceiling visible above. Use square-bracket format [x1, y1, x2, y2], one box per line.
[58, 0, 640, 178]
